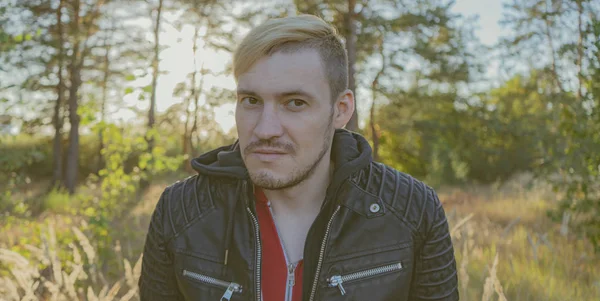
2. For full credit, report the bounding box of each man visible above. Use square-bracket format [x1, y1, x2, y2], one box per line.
[139, 14, 458, 301]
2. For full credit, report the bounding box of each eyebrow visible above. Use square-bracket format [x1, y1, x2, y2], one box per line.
[237, 89, 316, 100]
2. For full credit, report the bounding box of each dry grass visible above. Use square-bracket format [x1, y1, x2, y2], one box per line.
[1, 174, 599, 300]
[442, 174, 600, 301]
[0, 223, 141, 301]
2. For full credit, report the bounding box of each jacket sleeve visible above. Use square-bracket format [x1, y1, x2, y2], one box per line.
[138, 188, 183, 301]
[409, 188, 459, 301]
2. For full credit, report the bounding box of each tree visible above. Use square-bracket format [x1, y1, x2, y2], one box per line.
[1, 1, 69, 183]
[355, 0, 480, 183]
[502, 0, 600, 250]
[147, 0, 163, 153]
[0, 0, 153, 192]
[0, 0, 110, 191]
[169, 0, 238, 170]
[64, 0, 109, 194]
[89, 2, 152, 173]
[52, 0, 66, 187]
[459, 72, 559, 183]
[369, 30, 385, 161]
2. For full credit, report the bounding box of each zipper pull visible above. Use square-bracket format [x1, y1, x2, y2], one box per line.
[328, 275, 346, 295]
[220, 282, 241, 301]
[288, 263, 296, 287]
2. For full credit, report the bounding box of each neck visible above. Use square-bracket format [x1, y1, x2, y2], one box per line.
[262, 154, 334, 216]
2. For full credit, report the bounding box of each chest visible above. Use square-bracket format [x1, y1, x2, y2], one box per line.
[171, 197, 416, 301]
[271, 211, 314, 263]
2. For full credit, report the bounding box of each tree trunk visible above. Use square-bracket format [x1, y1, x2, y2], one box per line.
[65, 0, 82, 194]
[52, 0, 65, 188]
[182, 93, 192, 168]
[345, 0, 358, 132]
[370, 45, 385, 162]
[97, 20, 113, 173]
[369, 85, 379, 162]
[140, 0, 163, 188]
[543, 0, 565, 93]
[148, 0, 163, 151]
[182, 27, 200, 172]
[576, 0, 584, 101]
[190, 64, 206, 155]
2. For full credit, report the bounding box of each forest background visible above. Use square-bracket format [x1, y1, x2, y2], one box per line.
[1, 0, 599, 300]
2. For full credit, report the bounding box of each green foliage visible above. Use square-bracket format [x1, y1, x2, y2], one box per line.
[78, 102, 98, 126]
[376, 87, 472, 185]
[0, 173, 28, 218]
[82, 122, 182, 258]
[43, 188, 75, 214]
[0, 135, 48, 179]
[499, 0, 600, 251]
[548, 99, 600, 250]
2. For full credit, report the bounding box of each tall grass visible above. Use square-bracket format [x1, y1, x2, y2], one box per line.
[443, 175, 600, 301]
[0, 225, 141, 301]
[1, 174, 599, 300]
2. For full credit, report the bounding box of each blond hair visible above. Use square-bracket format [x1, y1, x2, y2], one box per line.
[233, 14, 348, 101]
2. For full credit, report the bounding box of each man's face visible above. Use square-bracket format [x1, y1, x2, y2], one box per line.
[235, 49, 336, 190]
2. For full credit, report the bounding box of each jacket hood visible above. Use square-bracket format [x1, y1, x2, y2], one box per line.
[190, 129, 373, 187]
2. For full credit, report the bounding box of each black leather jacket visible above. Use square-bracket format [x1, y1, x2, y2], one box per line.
[138, 130, 459, 301]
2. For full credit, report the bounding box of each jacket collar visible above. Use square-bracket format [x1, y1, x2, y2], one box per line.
[191, 128, 375, 211]
[191, 129, 372, 183]
[334, 176, 386, 219]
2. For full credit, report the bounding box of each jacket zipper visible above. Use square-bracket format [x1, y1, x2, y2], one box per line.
[182, 269, 243, 301]
[246, 207, 262, 301]
[309, 205, 341, 301]
[327, 262, 403, 295]
[268, 202, 297, 301]
[285, 263, 296, 301]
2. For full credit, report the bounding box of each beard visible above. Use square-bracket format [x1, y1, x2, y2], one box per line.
[246, 110, 334, 190]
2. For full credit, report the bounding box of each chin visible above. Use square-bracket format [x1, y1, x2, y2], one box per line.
[249, 171, 287, 189]
[248, 167, 282, 180]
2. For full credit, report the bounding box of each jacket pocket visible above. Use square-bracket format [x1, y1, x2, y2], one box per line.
[182, 269, 243, 301]
[327, 262, 403, 296]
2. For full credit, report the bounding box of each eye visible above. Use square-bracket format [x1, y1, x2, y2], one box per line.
[240, 97, 260, 106]
[286, 99, 307, 110]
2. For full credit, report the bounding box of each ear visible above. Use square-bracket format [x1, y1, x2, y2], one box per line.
[332, 89, 355, 129]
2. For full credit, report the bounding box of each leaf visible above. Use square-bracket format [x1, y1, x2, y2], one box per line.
[138, 93, 146, 101]
[124, 87, 134, 95]
[125, 74, 136, 81]
[24, 33, 32, 41]
[84, 207, 96, 217]
[13, 34, 23, 42]
[142, 85, 153, 93]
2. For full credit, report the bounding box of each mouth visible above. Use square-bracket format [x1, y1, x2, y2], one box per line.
[249, 149, 288, 162]
[252, 149, 287, 155]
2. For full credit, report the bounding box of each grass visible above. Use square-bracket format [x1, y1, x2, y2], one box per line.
[440, 174, 600, 301]
[0, 224, 140, 301]
[1, 173, 599, 300]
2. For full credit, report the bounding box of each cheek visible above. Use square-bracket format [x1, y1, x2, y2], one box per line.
[235, 115, 253, 147]
[235, 110, 254, 131]
[287, 119, 330, 150]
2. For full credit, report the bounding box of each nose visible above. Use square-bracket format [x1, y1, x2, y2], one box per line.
[253, 103, 284, 140]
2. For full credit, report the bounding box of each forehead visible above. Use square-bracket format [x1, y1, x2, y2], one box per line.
[236, 49, 329, 99]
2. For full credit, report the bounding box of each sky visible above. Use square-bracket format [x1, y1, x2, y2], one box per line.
[452, 0, 504, 46]
[120, 0, 506, 133]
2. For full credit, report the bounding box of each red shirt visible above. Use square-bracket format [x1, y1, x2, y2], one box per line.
[255, 187, 304, 301]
